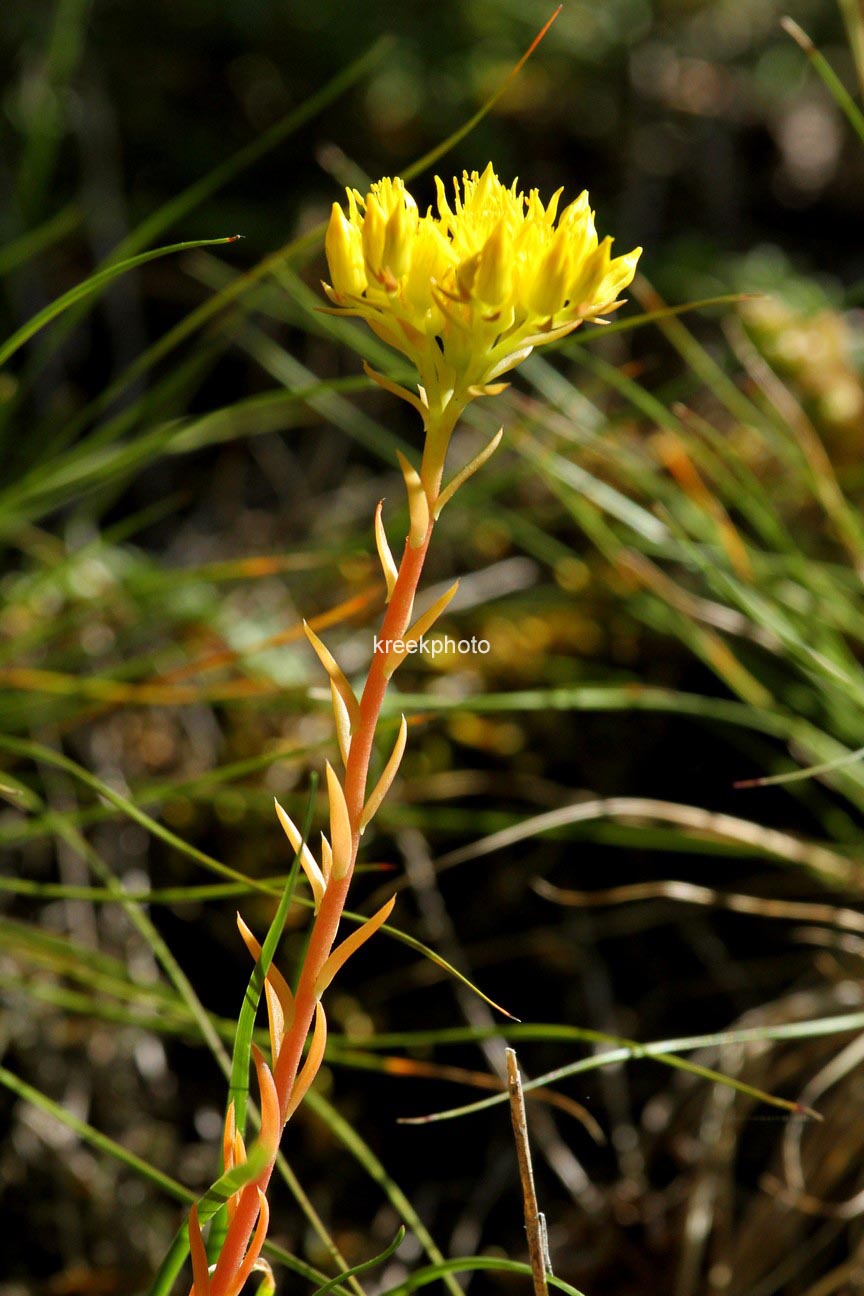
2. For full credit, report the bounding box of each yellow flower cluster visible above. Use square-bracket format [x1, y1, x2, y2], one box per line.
[324, 163, 641, 407]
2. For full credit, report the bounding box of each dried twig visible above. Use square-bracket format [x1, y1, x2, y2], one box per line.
[507, 1048, 551, 1296]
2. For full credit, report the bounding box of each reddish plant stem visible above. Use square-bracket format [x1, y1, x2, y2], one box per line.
[209, 515, 437, 1296]
[274, 523, 434, 1103]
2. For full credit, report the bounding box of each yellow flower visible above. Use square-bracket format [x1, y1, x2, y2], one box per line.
[323, 163, 641, 412]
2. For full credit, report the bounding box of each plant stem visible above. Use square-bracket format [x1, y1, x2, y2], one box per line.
[207, 400, 459, 1296]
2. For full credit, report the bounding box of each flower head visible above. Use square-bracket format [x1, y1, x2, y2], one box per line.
[324, 163, 641, 409]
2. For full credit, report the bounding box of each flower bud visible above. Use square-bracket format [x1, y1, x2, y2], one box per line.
[361, 194, 387, 277]
[474, 221, 513, 307]
[525, 229, 571, 318]
[383, 199, 418, 280]
[597, 246, 643, 306]
[325, 203, 367, 297]
[568, 235, 614, 310]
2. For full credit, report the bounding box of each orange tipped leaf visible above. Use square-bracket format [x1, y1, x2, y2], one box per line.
[188, 1205, 212, 1296]
[360, 716, 408, 833]
[374, 500, 399, 601]
[326, 762, 353, 881]
[284, 1002, 328, 1121]
[315, 896, 396, 999]
[273, 800, 327, 911]
[396, 450, 429, 549]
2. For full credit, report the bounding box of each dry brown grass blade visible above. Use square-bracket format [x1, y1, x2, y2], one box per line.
[436, 797, 860, 890]
[534, 878, 864, 936]
[382, 1054, 606, 1143]
[507, 1049, 552, 1296]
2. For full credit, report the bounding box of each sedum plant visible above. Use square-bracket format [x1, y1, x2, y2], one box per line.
[186, 164, 640, 1296]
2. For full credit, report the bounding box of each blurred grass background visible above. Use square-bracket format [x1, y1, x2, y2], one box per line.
[3, 1, 864, 1295]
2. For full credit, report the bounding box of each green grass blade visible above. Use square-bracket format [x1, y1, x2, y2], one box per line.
[50, 815, 234, 1072]
[14, 0, 90, 222]
[0, 738, 524, 1017]
[0, 236, 242, 368]
[311, 1228, 406, 1296]
[398, 1047, 806, 1125]
[837, 0, 864, 96]
[0, 205, 81, 277]
[396, 1011, 864, 1124]
[568, 292, 755, 346]
[0, 1064, 334, 1290]
[4, 37, 390, 436]
[146, 1222, 201, 1296]
[0, 733, 274, 894]
[781, 16, 864, 145]
[519, 432, 669, 543]
[39, 230, 311, 441]
[374, 917, 515, 1019]
[198, 1144, 272, 1225]
[114, 39, 392, 262]
[401, 6, 562, 182]
[381, 684, 794, 738]
[733, 743, 864, 789]
[305, 1091, 463, 1296]
[0, 1062, 191, 1202]
[0, 875, 290, 904]
[380, 1257, 584, 1296]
